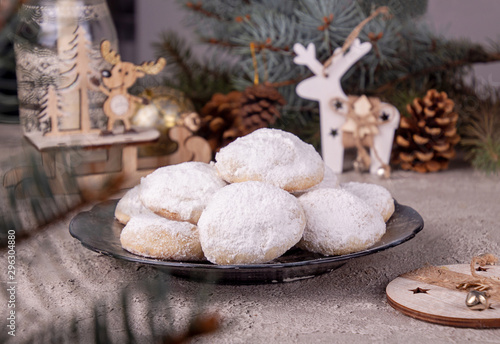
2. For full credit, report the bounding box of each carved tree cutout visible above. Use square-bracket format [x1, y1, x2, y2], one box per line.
[59, 26, 96, 133]
[38, 85, 66, 136]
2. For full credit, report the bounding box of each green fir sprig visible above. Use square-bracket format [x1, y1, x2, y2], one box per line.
[153, 31, 235, 111]
[173, 0, 500, 123]
[461, 92, 500, 173]
[0, 145, 220, 343]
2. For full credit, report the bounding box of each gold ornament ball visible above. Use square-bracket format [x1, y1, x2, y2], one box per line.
[132, 104, 162, 128]
[155, 96, 184, 129]
[132, 86, 197, 131]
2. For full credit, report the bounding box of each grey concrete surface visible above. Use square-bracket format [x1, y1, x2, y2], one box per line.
[0, 124, 499, 343]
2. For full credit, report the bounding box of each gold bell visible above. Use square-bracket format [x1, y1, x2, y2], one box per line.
[465, 290, 489, 310]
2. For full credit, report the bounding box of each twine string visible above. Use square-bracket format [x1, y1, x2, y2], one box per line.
[402, 254, 500, 302]
[332, 96, 390, 174]
[323, 6, 389, 72]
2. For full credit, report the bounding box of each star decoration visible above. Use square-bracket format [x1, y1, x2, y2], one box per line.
[334, 100, 343, 110]
[476, 266, 489, 272]
[380, 112, 390, 121]
[330, 128, 338, 137]
[409, 287, 430, 294]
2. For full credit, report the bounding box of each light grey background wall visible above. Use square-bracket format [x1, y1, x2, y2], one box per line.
[134, 0, 500, 87]
[135, 0, 206, 64]
[426, 0, 500, 87]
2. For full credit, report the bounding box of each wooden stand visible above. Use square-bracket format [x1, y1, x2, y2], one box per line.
[386, 264, 500, 328]
[24, 127, 160, 151]
[5, 126, 212, 193]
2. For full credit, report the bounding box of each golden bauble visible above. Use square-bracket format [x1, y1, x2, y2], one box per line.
[132, 86, 198, 131]
[132, 104, 162, 128]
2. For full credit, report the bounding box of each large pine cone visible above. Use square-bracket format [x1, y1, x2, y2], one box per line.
[394, 89, 461, 173]
[238, 84, 286, 135]
[199, 91, 243, 152]
[199, 84, 286, 152]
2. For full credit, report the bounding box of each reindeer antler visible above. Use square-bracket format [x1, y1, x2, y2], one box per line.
[293, 43, 323, 76]
[137, 57, 167, 75]
[100, 40, 121, 65]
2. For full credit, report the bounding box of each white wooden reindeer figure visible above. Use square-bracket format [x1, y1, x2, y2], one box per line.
[293, 38, 400, 175]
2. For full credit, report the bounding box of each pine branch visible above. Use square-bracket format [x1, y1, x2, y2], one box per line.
[0, 147, 125, 247]
[12, 273, 221, 343]
[202, 38, 242, 49]
[156, 32, 195, 84]
[154, 31, 235, 111]
[358, 0, 428, 20]
[0, 146, 222, 344]
[267, 76, 306, 88]
[203, 37, 292, 53]
[185, 2, 229, 21]
[173, 0, 500, 162]
[461, 89, 500, 173]
[374, 49, 500, 93]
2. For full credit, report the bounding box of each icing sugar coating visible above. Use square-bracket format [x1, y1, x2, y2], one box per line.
[197, 181, 306, 265]
[298, 188, 386, 256]
[115, 185, 153, 225]
[294, 164, 339, 196]
[120, 214, 204, 261]
[311, 164, 339, 189]
[341, 182, 395, 222]
[214, 128, 324, 192]
[140, 162, 226, 224]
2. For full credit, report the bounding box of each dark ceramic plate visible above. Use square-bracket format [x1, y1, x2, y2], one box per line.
[69, 199, 423, 284]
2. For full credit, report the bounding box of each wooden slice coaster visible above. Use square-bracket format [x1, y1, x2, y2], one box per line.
[386, 264, 500, 328]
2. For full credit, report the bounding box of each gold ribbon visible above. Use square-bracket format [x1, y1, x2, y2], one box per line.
[250, 42, 259, 85]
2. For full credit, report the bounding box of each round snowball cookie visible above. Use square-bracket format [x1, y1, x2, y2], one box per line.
[115, 185, 154, 225]
[294, 164, 339, 196]
[140, 162, 226, 224]
[120, 214, 204, 261]
[198, 181, 306, 265]
[311, 164, 339, 189]
[214, 128, 324, 192]
[298, 188, 386, 256]
[341, 182, 395, 222]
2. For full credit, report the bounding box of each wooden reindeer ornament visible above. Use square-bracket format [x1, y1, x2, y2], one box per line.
[98, 40, 166, 135]
[293, 8, 399, 176]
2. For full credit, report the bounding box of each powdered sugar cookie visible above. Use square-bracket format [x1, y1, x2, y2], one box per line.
[311, 164, 339, 189]
[115, 185, 153, 225]
[341, 182, 395, 222]
[120, 214, 204, 261]
[140, 162, 226, 224]
[214, 128, 324, 192]
[298, 188, 386, 256]
[294, 164, 339, 196]
[197, 181, 306, 265]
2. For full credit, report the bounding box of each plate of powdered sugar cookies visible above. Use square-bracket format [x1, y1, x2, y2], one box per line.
[70, 128, 424, 284]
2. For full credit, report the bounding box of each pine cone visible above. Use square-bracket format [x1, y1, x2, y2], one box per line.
[199, 85, 285, 152]
[394, 89, 461, 173]
[238, 83, 286, 136]
[199, 91, 243, 152]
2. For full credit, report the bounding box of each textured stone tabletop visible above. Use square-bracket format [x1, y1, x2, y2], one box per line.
[0, 124, 499, 343]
